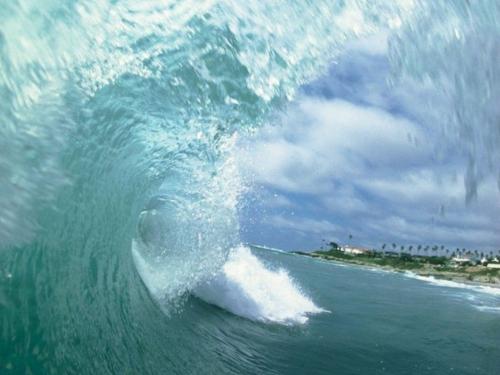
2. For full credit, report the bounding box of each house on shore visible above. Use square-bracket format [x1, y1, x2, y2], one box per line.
[341, 245, 370, 256]
[451, 256, 478, 266]
[486, 257, 500, 269]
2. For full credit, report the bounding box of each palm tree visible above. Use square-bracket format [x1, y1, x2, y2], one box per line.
[329, 241, 340, 250]
[432, 246, 439, 257]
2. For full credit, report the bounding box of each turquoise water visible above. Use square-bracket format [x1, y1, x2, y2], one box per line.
[1, 1, 500, 374]
[2, 246, 499, 374]
[254, 249, 500, 375]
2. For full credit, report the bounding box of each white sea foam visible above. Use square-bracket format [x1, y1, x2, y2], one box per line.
[249, 244, 288, 254]
[403, 272, 500, 297]
[194, 245, 326, 325]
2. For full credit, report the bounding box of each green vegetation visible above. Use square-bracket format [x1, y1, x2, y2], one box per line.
[296, 246, 500, 287]
[312, 249, 453, 269]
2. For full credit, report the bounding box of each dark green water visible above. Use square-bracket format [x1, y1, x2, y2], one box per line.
[2, 246, 499, 374]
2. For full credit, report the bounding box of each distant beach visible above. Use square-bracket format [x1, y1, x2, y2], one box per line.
[295, 249, 500, 289]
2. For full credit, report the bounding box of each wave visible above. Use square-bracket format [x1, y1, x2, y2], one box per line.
[404, 272, 500, 315]
[0, 0, 408, 299]
[3, 2, 500, 374]
[0, 0, 499, 328]
[249, 244, 291, 254]
[193, 246, 326, 324]
[403, 272, 500, 297]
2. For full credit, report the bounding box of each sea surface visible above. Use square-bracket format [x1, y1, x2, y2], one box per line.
[2, 246, 500, 374]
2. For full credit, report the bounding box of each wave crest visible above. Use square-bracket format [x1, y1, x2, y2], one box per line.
[194, 246, 326, 324]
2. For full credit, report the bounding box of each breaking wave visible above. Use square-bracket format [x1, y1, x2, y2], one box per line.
[1, 1, 500, 372]
[404, 272, 500, 297]
[194, 246, 325, 324]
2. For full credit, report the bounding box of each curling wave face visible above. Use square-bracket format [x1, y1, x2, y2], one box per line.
[1, 1, 500, 372]
[0, 0, 412, 300]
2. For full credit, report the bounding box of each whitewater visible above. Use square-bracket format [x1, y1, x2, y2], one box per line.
[1, 1, 500, 374]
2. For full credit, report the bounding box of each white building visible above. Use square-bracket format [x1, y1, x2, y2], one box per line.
[451, 256, 474, 266]
[341, 246, 370, 255]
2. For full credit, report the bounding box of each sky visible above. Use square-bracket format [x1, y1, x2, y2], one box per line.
[238, 33, 500, 254]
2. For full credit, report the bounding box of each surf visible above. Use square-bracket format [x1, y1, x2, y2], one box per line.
[193, 245, 326, 324]
[1, 2, 500, 372]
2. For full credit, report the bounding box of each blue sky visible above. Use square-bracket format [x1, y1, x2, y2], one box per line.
[239, 34, 500, 253]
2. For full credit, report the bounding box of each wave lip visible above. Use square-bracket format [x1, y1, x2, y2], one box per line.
[194, 246, 326, 325]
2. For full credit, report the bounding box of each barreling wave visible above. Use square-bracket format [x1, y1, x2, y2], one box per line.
[0, 0, 412, 300]
[1, 1, 500, 371]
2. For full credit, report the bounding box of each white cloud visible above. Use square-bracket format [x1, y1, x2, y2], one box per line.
[240, 97, 499, 251]
[239, 34, 500, 252]
[242, 98, 429, 193]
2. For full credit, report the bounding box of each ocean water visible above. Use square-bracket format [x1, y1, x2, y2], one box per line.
[1, 1, 500, 374]
[2, 246, 500, 374]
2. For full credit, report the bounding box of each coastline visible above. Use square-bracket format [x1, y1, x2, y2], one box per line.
[295, 251, 500, 290]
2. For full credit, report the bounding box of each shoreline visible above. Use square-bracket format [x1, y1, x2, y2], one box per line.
[295, 251, 500, 290]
